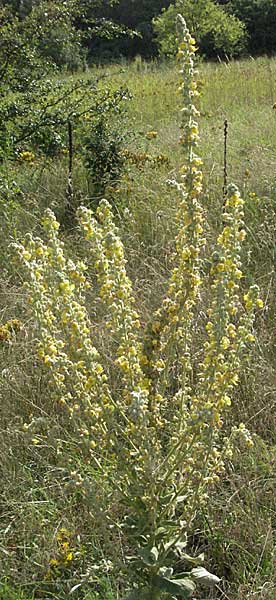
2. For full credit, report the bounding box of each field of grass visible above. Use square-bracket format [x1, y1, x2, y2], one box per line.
[0, 54, 276, 599]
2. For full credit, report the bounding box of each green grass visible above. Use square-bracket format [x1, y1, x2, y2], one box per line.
[0, 581, 115, 600]
[0, 55, 276, 599]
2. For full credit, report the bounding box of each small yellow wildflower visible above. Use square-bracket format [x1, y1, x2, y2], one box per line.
[146, 130, 158, 140]
[56, 528, 70, 541]
[65, 551, 74, 563]
[238, 229, 246, 242]
[19, 150, 36, 164]
[49, 558, 59, 568]
[22, 250, 32, 261]
[256, 298, 264, 309]
[60, 540, 69, 550]
[31, 438, 40, 445]
[246, 333, 255, 343]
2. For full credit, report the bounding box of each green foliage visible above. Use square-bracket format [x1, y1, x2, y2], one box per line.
[35, 9, 85, 71]
[0, 5, 52, 94]
[0, 173, 24, 271]
[0, 72, 128, 163]
[0, 2, 130, 188]
[0, 582, 33, 600]
[87, 0, 172, 59]
[228, 0, 276, 55]
[82, 115, 127, 197]
[2, 0, 276, 62]
[0, 1, 86, 83]
[0, 1, 133, 75]
[0, 174, 22, 224]
[153, 0, 247, 57]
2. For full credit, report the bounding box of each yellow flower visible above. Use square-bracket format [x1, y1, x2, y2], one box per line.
[60, 541, 69, 551]
[238, 229, 246, 242]
[22, 250, 32, 261]
[246, 333, 255, 343]
[221, 336, 230, 350]
[35, 246, 44, 257]
[19, 150, 36, 164]
[48, 344, 57, 356]
[49, 558, 59, 568]
[227, 324, 236, 338]
[146, 130, 158, 140]
[65, 551, 73, 563]
[244, 293, 253, 311]
[256, 298, 263, 309]
[59, 280, 75, 294]
[56, 528, 70, 541]
[32, 438, 40, 445]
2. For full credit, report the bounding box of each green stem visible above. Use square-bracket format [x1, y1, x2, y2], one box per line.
[148, 586, 161, 600]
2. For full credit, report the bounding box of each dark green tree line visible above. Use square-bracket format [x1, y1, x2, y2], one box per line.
[2, 0, 276, 64]
[226, 0, 276, 55]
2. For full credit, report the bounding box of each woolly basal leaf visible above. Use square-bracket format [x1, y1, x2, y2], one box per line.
[192, 566, 221, 586]
[137, 545, 159, 566]
[152, 574, 196, 598]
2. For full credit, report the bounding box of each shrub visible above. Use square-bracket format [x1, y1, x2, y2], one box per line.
[153, 0, 248, 58]
[82, 116, 126, 198]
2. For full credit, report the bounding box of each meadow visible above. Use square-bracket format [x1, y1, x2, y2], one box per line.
[0, 43, 276, 600]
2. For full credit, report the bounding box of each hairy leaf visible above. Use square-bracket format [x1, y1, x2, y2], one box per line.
[138, 545, 159, 566]
[153, 574, 196, 598]
[192, 566, 221, 586]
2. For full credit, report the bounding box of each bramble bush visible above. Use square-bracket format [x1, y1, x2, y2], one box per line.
[16, 16, 262, 599]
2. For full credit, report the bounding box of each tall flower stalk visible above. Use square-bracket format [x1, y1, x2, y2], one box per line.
[144, 16, 205, 431]
[17, 15, 262, 600]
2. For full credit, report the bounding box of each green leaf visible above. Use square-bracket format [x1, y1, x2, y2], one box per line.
[152, 574, 196, 598]
[175, 541, 188, 552]
[125, 589, 147, 600]
[180, 551, 205, 564]
[164, 533, 188, 553]
[160, 492, 175, 506]
[191, 566, 221, 586]
[176, 495, 187, 504]
[159, 566, 174, 577]
[161, 519, 180, 528]
[138, 545, 159, 566]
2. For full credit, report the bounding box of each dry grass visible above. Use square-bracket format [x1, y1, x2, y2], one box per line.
[0, 55, 276, 598]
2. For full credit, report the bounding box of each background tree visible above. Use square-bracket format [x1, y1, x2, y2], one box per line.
[86, 0, 172, 59]
[227, 0, 276, 55]
[153, 0, 247, 58]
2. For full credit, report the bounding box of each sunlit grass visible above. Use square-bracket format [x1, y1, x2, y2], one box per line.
[0, 54, 276, 599]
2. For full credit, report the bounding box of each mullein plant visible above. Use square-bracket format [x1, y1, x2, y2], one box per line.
[16, 15, 263, 600]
